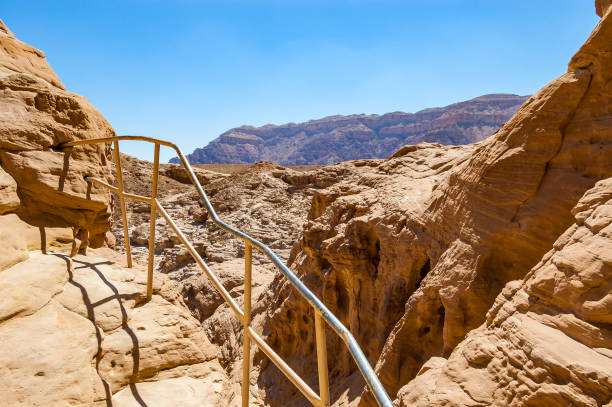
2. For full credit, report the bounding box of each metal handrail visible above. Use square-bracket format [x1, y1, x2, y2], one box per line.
[60, 135, 393, 407]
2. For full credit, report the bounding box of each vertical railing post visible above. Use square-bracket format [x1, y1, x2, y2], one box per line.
[242, 241, 253, 407]
[315, 311, 330, 407]
[112, 140, 132, 268]
[147, 143, 160, 300]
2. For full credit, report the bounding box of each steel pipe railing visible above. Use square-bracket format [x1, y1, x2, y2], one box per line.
[112, 139, 132, 268]
[61, 135, 393, 407]
[147, 143, 160, 299]
[242, 242, 253, 406]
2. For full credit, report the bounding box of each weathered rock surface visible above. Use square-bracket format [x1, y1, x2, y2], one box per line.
[108, 155, 353, 405]
[0, 22, 238, 406]
[111, 13, 612, 403]
[255, 5, 612, 406]
[259, 143, 476, 406]
[0, 245, 231, 406]
[396, 177, 612, 406]
[112, 154, 321, 281]
[2, 3, 611, 407]
[0, 20, 64, 89]
[0, 18, 114, 248]
[159, 163, 230, 186]
[173, 94, 527, 166]
[0, 213, 73, 271]
[596, 0, 612, 17]
[0, 166, 19, 214]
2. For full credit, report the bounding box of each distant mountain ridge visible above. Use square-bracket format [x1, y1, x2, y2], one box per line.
[173, 93, 528, 165]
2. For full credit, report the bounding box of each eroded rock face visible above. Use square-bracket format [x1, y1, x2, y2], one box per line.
[257, 6, 612, 406]
[258, 144, 476, 406]
[596, 0, 612, 16]
[0, 18, 114, 247]
[0, 20, 64, 89]
[2, 6, 607, 407]
[0, 246, 230, 406]
[174, 94, 527, 166]
[396, 178, 612, 407]
[0, 167, 19, 214]
[0, 213, 73, 271]
[106, 155, 327, 406]
[111, 154, 322, 281]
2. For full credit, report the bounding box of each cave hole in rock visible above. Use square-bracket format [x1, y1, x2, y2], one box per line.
[319, 257, 333, 273]
[414, 258, 431, 289]
[385, 278, 413, 335]
[335, 276, 350, 321]
[418, 326, 431, 337]
[49, 142, 66, 152]
[438, 305, 445, 326]
[360, 227, 380, 278]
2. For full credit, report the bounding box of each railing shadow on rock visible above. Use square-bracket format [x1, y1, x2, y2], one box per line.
[60, 135, 393, 407]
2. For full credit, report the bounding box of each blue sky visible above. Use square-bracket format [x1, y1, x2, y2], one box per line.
[1, 1, 599, 162]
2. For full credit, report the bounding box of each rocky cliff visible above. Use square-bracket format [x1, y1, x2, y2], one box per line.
[0, 19, 238, 407]
[396, 177, 612, 406]
[255, 3, 612, 406]
[1, 2, 611, 407]
[173, 94, 527, 166]
[0, 19, 114, 250]
[97, 3, 612, 405]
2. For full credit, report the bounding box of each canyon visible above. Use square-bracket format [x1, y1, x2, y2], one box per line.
[0, 2, 611, 407]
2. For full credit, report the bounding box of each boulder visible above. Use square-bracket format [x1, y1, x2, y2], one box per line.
[159, 163, 229, 185]
[0, 18, 114, 247]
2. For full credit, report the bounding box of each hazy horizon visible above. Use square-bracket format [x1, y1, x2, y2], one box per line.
[1, 1, 599, 162]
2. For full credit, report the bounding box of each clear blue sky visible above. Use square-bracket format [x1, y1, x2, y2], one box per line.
[1, 1, 599, 162]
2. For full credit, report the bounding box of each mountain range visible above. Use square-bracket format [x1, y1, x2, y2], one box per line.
[173, 93, 528, 165]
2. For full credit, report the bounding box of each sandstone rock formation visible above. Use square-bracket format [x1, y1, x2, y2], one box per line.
[254, 4, 612, 406]
[115, 6, 612, 403]
[597, 0, 612, 16]
[0, 166, 19, 214]
[107, 154, 357, 405]
[0, 212, 73, 271]
[2, 3, 611, 407]
[110, 155, 316, 279]
[0, 19, 239, 407]
[0, 20, 64, 89]
[396, 177, 612, 406]
[0, 222, 230, 406]
[0, 18, 114, 248]
[173, 94, 527, 166]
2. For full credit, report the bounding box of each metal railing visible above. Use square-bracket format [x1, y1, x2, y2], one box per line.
[60, 135, 393, 407]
